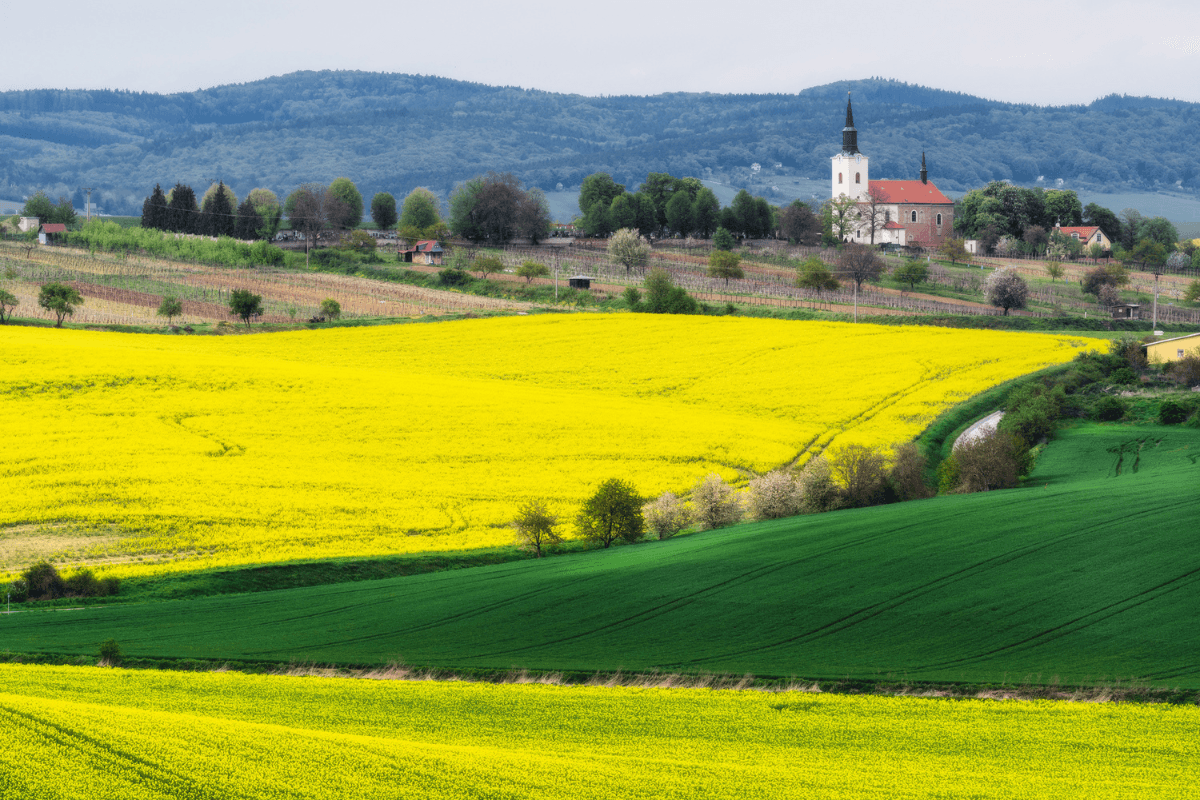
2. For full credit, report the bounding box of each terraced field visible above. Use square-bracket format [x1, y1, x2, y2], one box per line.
[6, 425, 1196, 687]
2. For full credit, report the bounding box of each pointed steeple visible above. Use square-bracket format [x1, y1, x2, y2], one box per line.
[841, 92, 859, 155]
[920, 152, 928, 185]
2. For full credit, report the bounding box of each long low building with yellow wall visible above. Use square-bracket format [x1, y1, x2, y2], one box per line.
[1145, 332, 1200, 362]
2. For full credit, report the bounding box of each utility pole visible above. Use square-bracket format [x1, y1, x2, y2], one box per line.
[80, 187, 96, 221]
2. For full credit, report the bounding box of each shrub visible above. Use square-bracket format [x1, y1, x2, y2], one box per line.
[21, 561, 65, 600]
[951, 429, 1026, 493]
[747, 471, 803, 520]
[1172, 355, 1200, 388]
[691, 473, 742, 530]
[6, 578, 28, 603]
[437, 267, 471, 287]
[642, 492, 693, 539]
[828, 443, 887, 508]
[797, 457, 843, 513]
[98, 639, 122, 666]
[1108, 368, 1138, 386]
[622, 286, 642, 309]
[64, 568, 101, 597]
[887, 443, 933, 502]
[1093, 395, 1126, 422]
[1158, 398, 1189, 425]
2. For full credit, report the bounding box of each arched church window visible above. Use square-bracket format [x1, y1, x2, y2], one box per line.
[838, 173, 843, 184]
[855, 172, 861, 184]
[936, 213, 942, 226]
[911, 210, 918, 223]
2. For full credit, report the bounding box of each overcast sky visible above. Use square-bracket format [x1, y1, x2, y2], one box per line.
[8, 0, 1199, 105]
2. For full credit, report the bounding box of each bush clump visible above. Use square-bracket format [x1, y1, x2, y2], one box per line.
[1158, 398, 1190, 425]
[747, 471, 803, 520]
[691, 473, 742, 530]
[642, 492, 693, 539]
[1093, 395, 1126, 422]
[14, 561, 119, 602]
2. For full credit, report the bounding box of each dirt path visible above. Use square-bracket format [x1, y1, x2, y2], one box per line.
[954, 411, 1005, 450]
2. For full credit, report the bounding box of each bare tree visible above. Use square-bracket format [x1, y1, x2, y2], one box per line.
[858, 184, 890, 245]
[286, 183, 349, 268]
[837, 244, 885, 291]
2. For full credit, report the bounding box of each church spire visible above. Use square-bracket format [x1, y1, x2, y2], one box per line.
[920, 152, 928, 184]
[842, 92, 859, 155]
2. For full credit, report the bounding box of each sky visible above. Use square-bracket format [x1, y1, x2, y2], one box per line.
[6, 0, 1199, 105]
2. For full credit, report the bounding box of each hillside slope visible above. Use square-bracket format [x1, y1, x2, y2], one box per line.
[5, 424, 1197, 687]
[2, 73, 1197, 214]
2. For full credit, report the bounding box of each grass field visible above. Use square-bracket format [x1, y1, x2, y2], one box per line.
[5, 424, 1196, 687]
[1, 664, 1195, 799]
[0, 316, 1091, 582]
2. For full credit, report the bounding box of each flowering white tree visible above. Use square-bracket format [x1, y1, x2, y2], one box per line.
[984, 267, 1029, 316]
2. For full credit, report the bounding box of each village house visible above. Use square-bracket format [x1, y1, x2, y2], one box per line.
[832, 95, 954, 248]
[1144, 332, 1200, 363]
[1053, 224, 1112, 251]
[399, 240, 443, 265]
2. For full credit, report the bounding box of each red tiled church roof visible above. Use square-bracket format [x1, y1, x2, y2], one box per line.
[868, 180, 952, 205]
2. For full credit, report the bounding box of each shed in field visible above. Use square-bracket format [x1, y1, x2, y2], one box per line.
[567, 276, 594, 289]
[400, 240, 443, 265]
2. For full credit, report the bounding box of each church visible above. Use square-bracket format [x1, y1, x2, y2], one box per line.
[831, 95, 954, 248]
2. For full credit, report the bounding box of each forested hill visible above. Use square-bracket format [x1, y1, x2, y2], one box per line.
[1, 72, 1197, 216]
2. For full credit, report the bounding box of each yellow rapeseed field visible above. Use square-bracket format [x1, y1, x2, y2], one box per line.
[0, 664, 1195, 799]
[0, 315, 1090, 578]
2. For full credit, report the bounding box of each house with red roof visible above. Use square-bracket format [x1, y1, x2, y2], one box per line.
[1052, 224, 1112, 251]
[38, 223, 67, 244]
[399, 240, 444, 265]
[831, 95, 954, 248]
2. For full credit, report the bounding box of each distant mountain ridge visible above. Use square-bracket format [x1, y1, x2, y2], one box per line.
[0, 72, 1196, 215]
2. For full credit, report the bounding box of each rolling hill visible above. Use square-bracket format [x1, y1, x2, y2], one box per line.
[2, 73, 1198, 216]
[5, 424, 1197, 687]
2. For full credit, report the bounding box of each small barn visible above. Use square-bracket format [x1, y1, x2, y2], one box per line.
[1144, 332, 1200, 363]
[567, 275, 593, 289]
[1110, 303, 1140, 320]
[400, 240, 443, 265]
[38, 223, 67, 244]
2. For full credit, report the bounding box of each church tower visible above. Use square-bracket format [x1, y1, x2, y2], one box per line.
[831, 92, 869, 201]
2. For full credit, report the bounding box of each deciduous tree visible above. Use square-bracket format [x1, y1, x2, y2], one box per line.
[246, 188, 283, 241]
[692, 473, 742, 530]
[893, 260, 928, 291]
[837, 244, 884, 290]
[826, 195, 859, 242]
[0, 289, 18, 323]
[370, 192, 398, 229]
[778, 200, 820, 245]
[38, 282, 84, 327]
[286, 183, 348, 267]
[515, 260, 549, 283]
[828, 443, 887, 508]
[707, 250, 743, 286]
[607, 227, 650, 274]
[327, 177, 364, 229]
[320, 298, 341, 321]
[939, 237, 969, 264]
[576, 478, 645, 547]
[513, 499, 562, 557]
[712, 226, 735, 251]
[157, 295, 183, 324]
[228, 288, 263, 328]
[859, 184, 890, 245]
[400, 188, 443, 235]
[984, 267, 1029, 315]
[642, 492, 692, 540]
